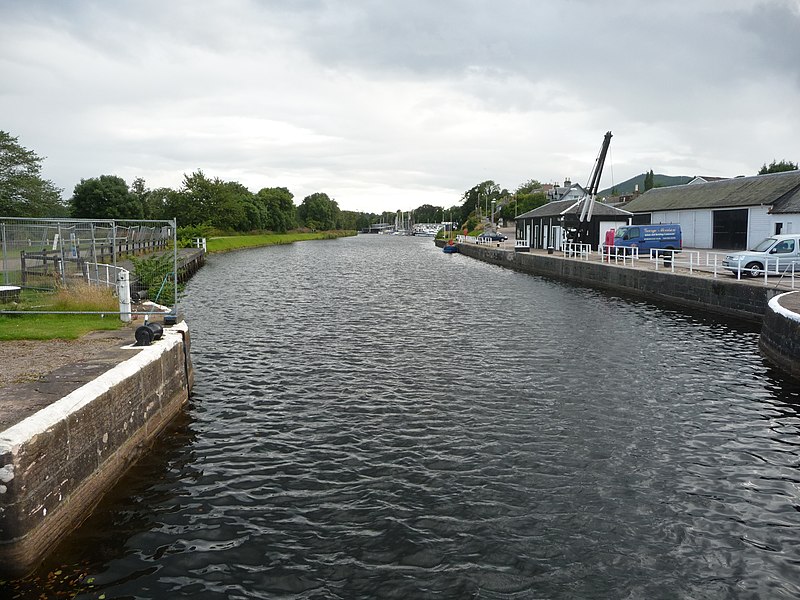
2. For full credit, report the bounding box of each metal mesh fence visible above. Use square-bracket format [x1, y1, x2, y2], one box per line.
[0, 217, 178, 316]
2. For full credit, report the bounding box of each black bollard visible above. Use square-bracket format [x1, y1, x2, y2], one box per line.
[134, 322, 164, 346]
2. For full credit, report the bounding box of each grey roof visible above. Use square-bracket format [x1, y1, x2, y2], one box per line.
[623, 170, 800, 213]
[517, 198, 632, 220]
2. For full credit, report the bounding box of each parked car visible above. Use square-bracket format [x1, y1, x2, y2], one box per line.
[478, 231, 508, 242]
[722, 234, 800, 277]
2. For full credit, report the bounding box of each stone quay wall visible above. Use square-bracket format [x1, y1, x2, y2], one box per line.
[760, 293, 800, 379]
[0, 322, 193, 577]
[456, 243, 778, 323]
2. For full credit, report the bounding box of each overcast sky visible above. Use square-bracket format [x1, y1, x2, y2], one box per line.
[2, 0, 799, 213]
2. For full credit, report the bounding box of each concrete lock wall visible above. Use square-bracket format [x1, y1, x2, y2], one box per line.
[0, 322, 193, 577]
[760, 293, 800, 380]
[457, 244, 778, 323]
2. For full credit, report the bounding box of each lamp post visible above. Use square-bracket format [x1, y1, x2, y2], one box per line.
[491, 200, 496, 229]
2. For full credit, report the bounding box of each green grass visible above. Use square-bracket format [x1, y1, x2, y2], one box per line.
[0, 313, 123, 340]
[205, 231, 355, 253]
[0, 284, 124, 340]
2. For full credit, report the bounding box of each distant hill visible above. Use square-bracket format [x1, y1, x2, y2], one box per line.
[599, 174, 692, 196]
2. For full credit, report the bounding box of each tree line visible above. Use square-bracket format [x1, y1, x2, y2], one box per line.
[3, 130, 797, 234]
[0, 131, 362, 233]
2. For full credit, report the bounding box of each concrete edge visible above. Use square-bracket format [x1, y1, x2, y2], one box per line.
[0, 320, 192, 577]
[0, 321, 188, 454]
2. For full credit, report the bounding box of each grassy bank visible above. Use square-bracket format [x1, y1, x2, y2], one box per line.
[206, 230, 355, 253]
[0, 285, 124, 340]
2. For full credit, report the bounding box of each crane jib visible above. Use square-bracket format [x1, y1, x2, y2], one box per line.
[579, 131, 613, 222]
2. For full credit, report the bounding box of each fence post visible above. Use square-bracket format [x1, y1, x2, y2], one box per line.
[112, 221, 118, 273]
[1, 223, 7, 285]
[172, 219, 178, 315]
[117, 268, 132, 323]
[57, 222, 66, 286]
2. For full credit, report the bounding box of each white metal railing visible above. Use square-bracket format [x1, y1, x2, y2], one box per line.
[85, 262, 127, 287]
[454, 234, 511, 246]
[649, 249, 700, 273]
[194, 237, 207, 251]
[448, 236, 800, 289]
[702, 252, 726, 278]
[84, 262, 132, 322]
[562, 242, 592, 259]
[598, 244, 639, 265]
[719, 255, 797, 287]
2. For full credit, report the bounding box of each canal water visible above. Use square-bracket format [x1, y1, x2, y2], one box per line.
[10, 234, 800, 599]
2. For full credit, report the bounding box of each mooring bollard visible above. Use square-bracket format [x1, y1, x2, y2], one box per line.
[134, 321, 164, 346]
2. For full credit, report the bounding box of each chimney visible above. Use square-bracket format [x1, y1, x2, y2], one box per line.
[564, 178, 571, 187]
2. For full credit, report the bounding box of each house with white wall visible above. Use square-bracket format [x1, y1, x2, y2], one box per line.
[546, 180, 588, 203]
[622, 170, 800, 249]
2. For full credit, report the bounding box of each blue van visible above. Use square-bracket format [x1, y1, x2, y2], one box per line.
[614, 224, 682, 252]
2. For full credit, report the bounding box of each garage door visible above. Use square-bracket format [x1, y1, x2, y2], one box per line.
[713, 209, 748, 250]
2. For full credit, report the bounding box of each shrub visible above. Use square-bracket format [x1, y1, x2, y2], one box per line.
[131, 254, 180, 306]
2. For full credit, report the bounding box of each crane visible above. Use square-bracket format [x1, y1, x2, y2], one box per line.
[578, 131, 613, 222]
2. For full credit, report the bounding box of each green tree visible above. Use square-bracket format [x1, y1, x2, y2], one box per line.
[131, 177, 158, 219]
[644, 169, 655, 191]
[70, 175, 143, 219]
[211, 180, 252, 231]
[171, 170, 215, 227]
[413, 203, 445, 223]
[255, 186, 296, 232]
[297, 192, 339, 230]
[0, 130, 66, 217]
[515, 179, 543, 195]
[144, 186, 176, 221]
[337, 210, 363, 231]
[758, 159, 798, 175]
[503, 191, 547, 220]
[460, 180, 502, 224]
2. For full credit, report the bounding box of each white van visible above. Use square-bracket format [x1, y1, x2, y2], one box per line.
[722, 234, 800, 277]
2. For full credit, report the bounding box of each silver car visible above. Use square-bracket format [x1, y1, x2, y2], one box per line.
[722, 234, 800, 277]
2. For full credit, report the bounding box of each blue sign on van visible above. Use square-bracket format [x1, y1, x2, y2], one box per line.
[614, 224, 682, 251]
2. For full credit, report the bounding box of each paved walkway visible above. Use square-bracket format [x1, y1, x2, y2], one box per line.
[0, 327, 143, 431]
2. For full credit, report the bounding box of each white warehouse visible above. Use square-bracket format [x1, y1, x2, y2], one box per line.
[621, 170, 800, 250]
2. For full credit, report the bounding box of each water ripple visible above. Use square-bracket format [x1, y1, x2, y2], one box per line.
[12, 235, 800, 599]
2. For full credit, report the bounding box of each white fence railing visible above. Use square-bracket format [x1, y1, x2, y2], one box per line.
[718, 255, 797, 286]
[562, 243, 592, 259]
[85, 262, 128, 287]
[84, 262, 132, 322]
[452, 239, 800, 289]
[456, 234, 510, 246]
[598, 244, 639, 265]
[648, 249, 701, 273]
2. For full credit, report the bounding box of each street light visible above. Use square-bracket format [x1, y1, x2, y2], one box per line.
[491, 200, 496, 228]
